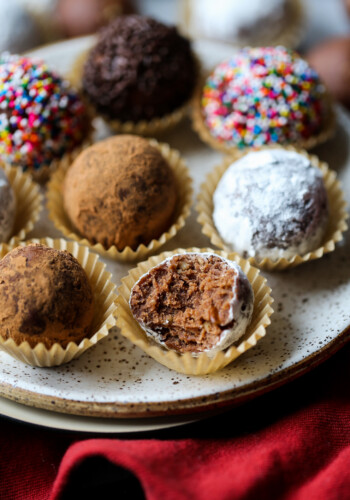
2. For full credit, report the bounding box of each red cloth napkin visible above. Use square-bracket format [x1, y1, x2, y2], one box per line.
[1, 341, 350, 500]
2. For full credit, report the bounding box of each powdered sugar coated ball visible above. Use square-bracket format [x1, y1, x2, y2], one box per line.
[213, 149, 329, 260]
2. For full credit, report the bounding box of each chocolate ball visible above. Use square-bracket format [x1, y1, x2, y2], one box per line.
[63, 135, 178, 250]
[307, 37, 350, 108]
[82, 15, 197, 122]
[0, 244, 94, 349]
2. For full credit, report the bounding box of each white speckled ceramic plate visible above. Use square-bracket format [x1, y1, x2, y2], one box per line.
[0, 37, 349, 432]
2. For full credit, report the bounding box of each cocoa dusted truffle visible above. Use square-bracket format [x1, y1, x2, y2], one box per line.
[130, 253, 254, 355]
[82, 15, 197, 122]
[213, 149, 329, 260]
[0, 244, 94, 348]
[307, 37, 350, 109]
[63, 135, 177, 250]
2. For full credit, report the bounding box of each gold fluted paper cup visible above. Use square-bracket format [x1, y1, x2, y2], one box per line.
[47, 139, 193, 262]
[0, 163, 42, 247]
[0, 238, 117, 367]
[196, 146, 348, 271]
[116, 247, 274, 375]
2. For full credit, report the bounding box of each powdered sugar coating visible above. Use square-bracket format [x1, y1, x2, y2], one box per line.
[130, 252, 254, 357]
[213, 149, 329, 260]
[201, 47, 329, 148]
[189, 0, 287, 44]
[0, 169, 15, 242]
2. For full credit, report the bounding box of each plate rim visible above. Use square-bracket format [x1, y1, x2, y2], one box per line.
[1, 324, 349, 419]
[1, 35, 349, 425]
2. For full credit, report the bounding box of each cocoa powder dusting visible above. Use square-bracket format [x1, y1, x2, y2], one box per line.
[0, 244, 94, 348]
[63, 135, 177, 250]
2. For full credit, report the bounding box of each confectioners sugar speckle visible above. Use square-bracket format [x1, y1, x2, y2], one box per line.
[213, 149, 329, 260]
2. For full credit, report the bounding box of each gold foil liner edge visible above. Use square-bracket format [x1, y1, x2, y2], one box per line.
[0, 163, 43, 246]
[115, 247, 274, 375]
[47, 139, 193, 262]
[196, 145, 348, 271]
[0, 238, 117, 367]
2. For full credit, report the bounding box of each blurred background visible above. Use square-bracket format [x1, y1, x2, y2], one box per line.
[1, 0, 349, 107]
[1, 0, 348, 49]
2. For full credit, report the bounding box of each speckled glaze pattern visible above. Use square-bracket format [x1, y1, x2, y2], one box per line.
[0, 37, 349, 422]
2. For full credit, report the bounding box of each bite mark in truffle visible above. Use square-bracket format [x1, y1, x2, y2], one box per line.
[130, 253, 254, 355]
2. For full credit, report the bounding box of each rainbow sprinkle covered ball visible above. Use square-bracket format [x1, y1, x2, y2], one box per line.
[201, 47, 330, 148]
[0, 53, 90, 178]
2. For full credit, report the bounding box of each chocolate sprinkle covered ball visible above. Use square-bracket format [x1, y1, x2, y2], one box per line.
[0, 54, 90, 177]
[213, 149, 329, 260]
[82, 15, 197, 122]
[0, 244, 94, 349]
[63, 135, 177, 250]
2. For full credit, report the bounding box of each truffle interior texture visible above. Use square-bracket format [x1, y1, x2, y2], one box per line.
[130, 254, 248, 354]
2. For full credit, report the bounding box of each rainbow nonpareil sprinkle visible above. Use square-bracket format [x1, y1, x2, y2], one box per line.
[201, 47, 328, 148]
[0, 53, 89, 173]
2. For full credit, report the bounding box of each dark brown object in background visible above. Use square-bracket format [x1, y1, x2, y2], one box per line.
[55, 0, 134, 38]
[307, 37, 350, 109]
